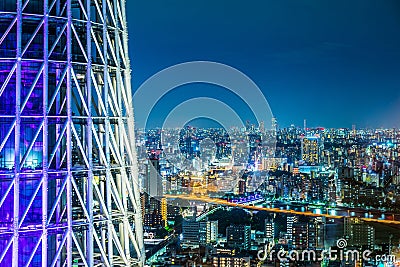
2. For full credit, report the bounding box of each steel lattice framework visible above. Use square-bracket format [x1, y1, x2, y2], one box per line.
[0, 0, 145, 266]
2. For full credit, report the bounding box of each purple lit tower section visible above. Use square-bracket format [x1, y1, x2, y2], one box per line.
[0, 0, 144, 266]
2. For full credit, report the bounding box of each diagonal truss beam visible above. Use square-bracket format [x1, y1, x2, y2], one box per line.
[0, 0, 144, 266]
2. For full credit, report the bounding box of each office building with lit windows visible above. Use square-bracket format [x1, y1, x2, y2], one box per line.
[301, 136, 321, 165]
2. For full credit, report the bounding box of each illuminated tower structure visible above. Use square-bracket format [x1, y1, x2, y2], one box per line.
[0, 0, 144, 266]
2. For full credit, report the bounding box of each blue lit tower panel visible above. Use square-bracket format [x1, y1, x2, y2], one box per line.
[0, 0, 144, 266]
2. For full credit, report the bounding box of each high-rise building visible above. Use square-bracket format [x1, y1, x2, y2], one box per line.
[265, 218, 275, 240]
[144, 210, 163, 228]
[286, 215, 299, 246]
[226, 225, 251, 251]
[199, 220, 218, 245]
[351, 224, 375, 248]
[143, 197, 164, 228]
[238, 178, 246, 195]
[182, 220, 201, 248]
[0, 0, 144, 265]
[301, 136, 321, 165]
[181, 220, 218, 247]
[308, 217, 326, 249]
[292, 222, 308, 250]
[212, 255, 250, 267]
[145, 157, 163, 197]
[161, 197, 168, 227]
[338, 167, 355, 180]
[272, 117, 278, 133]
[167, 204, 181, 223]
[344, 218, 375, 249]
[288, 217, 326, 250]
[247, 133, 262, 167]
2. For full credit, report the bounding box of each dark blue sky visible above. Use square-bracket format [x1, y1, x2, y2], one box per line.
[127, 0, 400, 128]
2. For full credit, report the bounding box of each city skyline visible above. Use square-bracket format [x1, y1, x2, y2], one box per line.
[137, 122, 400, 265]
[128, 0, 400, 129]
[135, 120, 400, 131]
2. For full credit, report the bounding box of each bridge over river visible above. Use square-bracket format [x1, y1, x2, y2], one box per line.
[164, 194, 400, 225]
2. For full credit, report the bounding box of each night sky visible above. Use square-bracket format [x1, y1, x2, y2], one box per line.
[127, 0, 400, 129]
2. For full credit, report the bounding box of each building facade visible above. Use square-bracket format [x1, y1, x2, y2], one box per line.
[0, 0, 144, 265]
[226, 225, 251, 251]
